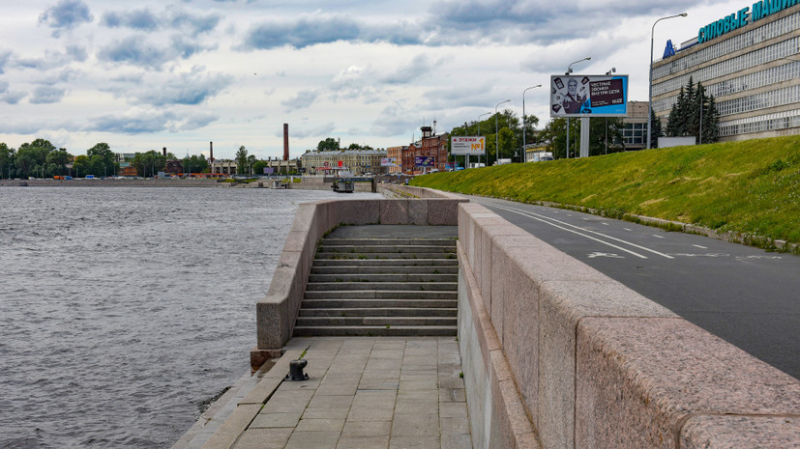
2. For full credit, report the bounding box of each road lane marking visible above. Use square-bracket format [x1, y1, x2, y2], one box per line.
[497, 204, 674, 260]
[623, 228, 633, 232]
[602, 222, 609, 226]
[471, 198, 676, 260]
[653, 235, 665, 239]
[481, 204, 650, 259]
[588, 252, 624, 259]
[693, 244, 708, 249]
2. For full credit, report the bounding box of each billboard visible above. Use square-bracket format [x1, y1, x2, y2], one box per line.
[415, 156, 435, 167]
[381, 158, 397, 167]
[451, 136, 486, 156]
[263, 167, 274, 174]
[550, 75, 628, 117]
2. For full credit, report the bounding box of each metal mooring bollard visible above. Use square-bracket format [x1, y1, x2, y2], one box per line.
[287, 359, 309, 381]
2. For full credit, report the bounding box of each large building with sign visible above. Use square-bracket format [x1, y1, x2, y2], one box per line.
[652, 2, 800, 141]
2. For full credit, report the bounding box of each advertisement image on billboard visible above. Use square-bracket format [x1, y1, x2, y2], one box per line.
[415, 156, 435, 167]
[451, 136, 486, 156]
[550, 74, 628, 117]
[381, 158, 397, 167]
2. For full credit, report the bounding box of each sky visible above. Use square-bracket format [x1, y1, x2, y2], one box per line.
[0, 0, 746, 160]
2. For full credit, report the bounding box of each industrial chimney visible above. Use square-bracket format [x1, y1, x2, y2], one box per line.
[162, 147, 167, 157]
[283, 123, 289, 161]
[210, 141, 214, 163]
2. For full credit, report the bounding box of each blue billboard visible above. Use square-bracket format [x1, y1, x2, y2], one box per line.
[550, 75, 628, 118]
[415, 156, 435, 167]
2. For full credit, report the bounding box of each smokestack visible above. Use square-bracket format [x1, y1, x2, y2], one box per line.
[210, 141, 214, 163]
[162, 147, 167, 157]
[283, 123, 289, 161]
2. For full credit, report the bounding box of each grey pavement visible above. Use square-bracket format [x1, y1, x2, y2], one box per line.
[231, 337, 471, 449]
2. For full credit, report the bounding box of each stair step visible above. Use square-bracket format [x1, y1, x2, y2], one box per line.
[311, 266, 459, 275]
[322, 239, 457, 247]
[298, 307, 457, 317]
[304, 290, 458, 300]
[306, 282, 457, 292]
[308, 274, 457, 283]
[318, 245, 456, 254]
[301, 299, 458, 309]
[316, 253, 457, 260]
[293, 325, 457, 337]
[296, 316, 457, 326]
[313, 259, 458, 267]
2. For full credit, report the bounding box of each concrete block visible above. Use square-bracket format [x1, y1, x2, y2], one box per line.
[575, 317, 800, 449]
[427, 199, 463, 225]
[680, 415, 800, 449]
[537, 280, 675, 449]
[379, 199, 409, 224]
[256, 296, 289, 350]
[409, 200, 428, 225]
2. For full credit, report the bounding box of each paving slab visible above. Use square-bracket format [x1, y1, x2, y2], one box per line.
[201, 337, 472, 449]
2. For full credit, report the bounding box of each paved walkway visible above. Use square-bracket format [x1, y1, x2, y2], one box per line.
[231, 337, 471, 449]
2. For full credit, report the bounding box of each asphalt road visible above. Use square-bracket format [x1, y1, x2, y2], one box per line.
[469, 196, 800, 380]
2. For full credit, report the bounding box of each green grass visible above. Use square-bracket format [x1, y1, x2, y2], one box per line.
[412, 136, 800, 245]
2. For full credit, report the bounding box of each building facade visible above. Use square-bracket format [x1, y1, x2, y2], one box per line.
[385, 146, 405, 173]
[652, 3, 800, 141]
[301, 149, 387, 175]
[401, 127, 449, 174]
[621, 101, 649, 150]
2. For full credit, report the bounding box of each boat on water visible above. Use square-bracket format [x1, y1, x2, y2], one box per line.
[331, 169, 355, 193]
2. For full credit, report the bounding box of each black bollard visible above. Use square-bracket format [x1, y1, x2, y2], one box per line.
[287, 359, 309, 381]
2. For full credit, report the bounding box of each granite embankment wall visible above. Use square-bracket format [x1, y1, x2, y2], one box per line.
[249, 193, 467, 367]
[456, 200, 800, 448]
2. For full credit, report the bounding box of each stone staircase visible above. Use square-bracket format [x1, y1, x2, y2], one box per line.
[293, 237, 459, 337]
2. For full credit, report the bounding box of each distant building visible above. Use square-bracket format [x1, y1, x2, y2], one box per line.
[165, 159, 183, 175]
[402, 126, 449, 174]
[385, 146, 405, 173]
[301, 149, 386, 175]
[621, 101, 649, 151]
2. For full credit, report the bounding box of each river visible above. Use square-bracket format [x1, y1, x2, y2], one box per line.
[0, 186, 378, 448]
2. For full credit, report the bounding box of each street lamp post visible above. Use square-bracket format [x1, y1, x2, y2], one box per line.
[565, 57, 591, 159]
[495, 99, 510, 166]
[522, 85, 542, 162]
[475, 112, 492, 168]
[648, 12, 688, 150]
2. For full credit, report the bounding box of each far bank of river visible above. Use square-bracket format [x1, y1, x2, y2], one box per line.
[0, 177, 378, 192]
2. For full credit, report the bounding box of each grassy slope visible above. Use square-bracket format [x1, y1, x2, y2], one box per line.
[412, 135, 800, 244]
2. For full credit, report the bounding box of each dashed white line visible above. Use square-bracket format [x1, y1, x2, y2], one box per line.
[693, 244, 708, 249]
[601, 222, 609, 226]
[652, 234, 665, 239]
[623, 228, 633, 232]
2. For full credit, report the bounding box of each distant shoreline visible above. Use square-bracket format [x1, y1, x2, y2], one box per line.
[0, 178, 239, 188]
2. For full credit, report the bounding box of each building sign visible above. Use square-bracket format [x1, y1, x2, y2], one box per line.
[451, 136, 486, 156]
[415, 156, 435, 167]
[381, 158, 397, 167]
[550, 75, 628, 118]
[264, 167, 274, 174]
[698, 1, 797, 45]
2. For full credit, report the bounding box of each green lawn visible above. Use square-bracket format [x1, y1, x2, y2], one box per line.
[411, 136, 800, 245]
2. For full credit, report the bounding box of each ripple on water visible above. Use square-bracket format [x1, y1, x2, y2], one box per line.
[0, 186, 379, 448]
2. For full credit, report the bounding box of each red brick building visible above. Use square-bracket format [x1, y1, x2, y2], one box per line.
[401, 126, 449, 174]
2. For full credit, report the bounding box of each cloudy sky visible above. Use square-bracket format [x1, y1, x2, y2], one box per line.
[0, 0, 743, 159]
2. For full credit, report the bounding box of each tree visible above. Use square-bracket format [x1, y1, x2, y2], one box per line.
[703, 95, 720, 144]
[46, 148, 72, 175]
[317, 138, 339, 151]
[133, 150, 166, 177]
[665, 77, 719, 143]
[182, 154, 209, 174]
[649, 108, 663, 148]
[0, 143, 13, 179]
[74, 155, 90, 178]
[235, 146, 249, 175]
[589, 117, 625, 156]
[87, 143, 117, 177]
[252, 160, 268, 175]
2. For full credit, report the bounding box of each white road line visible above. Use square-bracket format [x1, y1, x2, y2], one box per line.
[601, 222, 609, 226]
[653, 235, 665, 239]
[481, 201, 675, 260]
[693, 244, 708, 249]
[623, 228, 633, 232]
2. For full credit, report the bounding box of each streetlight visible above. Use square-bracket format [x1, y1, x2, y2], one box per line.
[522, 85, 542, 162]
[604, 68, 616, 155]
[495, 99, 510, 166]
[648, 13, 688, 150]
[565, 57, 591, 159]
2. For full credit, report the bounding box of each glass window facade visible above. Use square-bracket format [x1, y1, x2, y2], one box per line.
[622, 122, 646, 145]
[719, 108, 800, 136]
[652, 11, 800, 79]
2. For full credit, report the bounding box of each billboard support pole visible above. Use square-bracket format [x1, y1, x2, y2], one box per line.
[566, 118, 570, 159]
[580, 117, 590, 158]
